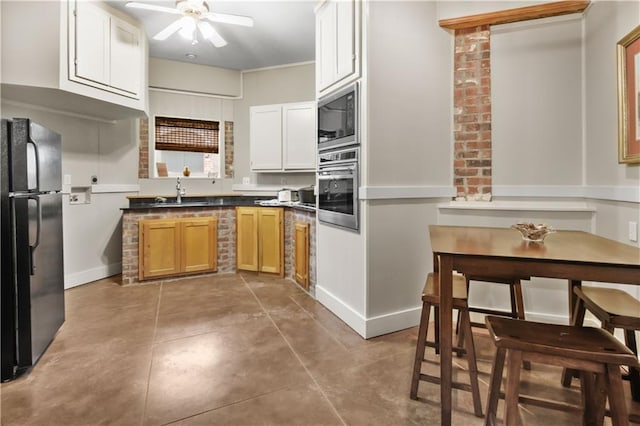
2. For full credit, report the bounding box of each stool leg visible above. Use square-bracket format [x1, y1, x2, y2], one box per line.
[623, 329, 640, 401]
[410, 301, 432, 400]
[485, 347, 506, 426]
[562, 296, 587, 387]
[581, 370, 606, 426]
[456, 309, 466, 358]
[504, 350, 523, 426]
[434, 306, 440, 355]
[461, 309, 483, 417]
[605, 363, 630, 426]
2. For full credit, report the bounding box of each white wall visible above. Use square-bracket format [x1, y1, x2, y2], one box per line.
[1, 102, 139, 288]
[234, 64, 316, 188]
[492, 16, 583, 186]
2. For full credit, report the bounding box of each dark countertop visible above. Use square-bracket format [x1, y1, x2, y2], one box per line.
[122, 195, 316, 213]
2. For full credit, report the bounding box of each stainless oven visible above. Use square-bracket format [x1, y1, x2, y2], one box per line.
[317, 147, 359, 231]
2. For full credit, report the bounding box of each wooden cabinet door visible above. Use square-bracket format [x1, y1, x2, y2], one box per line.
[283, 102, 316, 170]
[236, 207, 259, 271]
[258, 208, 283, 275]
[294, 222, 310, 289]
[249, 105, 283, 171]
[181, 217, 217, 274]
[139, 219, 181, 280]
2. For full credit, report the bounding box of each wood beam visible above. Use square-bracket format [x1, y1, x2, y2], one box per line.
[438, 1, 590, 30]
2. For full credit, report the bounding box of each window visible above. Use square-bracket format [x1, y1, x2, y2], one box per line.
[154, 116, 221, 178]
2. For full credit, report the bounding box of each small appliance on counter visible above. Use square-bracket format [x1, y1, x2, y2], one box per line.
[277, 189, 298, 202]
[297, 186, 315, 204]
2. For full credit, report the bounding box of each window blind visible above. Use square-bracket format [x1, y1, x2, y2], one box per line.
[155, 117, 219, 153]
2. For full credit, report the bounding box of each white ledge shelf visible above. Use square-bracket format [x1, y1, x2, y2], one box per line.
[437, 200, 595, 212]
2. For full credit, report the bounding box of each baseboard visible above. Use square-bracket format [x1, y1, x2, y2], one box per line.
[64, 262, 122, 289]
[315, 285, 367, 338]
[364, 306, 422, 338]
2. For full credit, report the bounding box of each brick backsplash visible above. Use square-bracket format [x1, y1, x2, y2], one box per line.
[453, 25, 492, 199]
[224, 121, 234, 178]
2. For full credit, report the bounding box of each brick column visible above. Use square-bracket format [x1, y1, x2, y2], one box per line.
[138, 118, 149, 179]
[224, 121, 234, 178]
[453, 25, 492, 200]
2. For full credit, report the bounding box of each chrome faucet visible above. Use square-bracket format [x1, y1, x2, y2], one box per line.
[176, 177, 186, 204]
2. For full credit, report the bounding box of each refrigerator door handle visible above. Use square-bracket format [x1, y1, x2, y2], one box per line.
[28, 139, 41, 193]
[28, 195, 41, 275]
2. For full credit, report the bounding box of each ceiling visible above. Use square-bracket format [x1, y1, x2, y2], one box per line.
[106, 1, 316, 70]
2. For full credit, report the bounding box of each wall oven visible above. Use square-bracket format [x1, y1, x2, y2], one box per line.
[318, 83, 358, 151]
[317, 147, 359, 231]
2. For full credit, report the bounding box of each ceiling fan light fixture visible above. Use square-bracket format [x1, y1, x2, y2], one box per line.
[178, 16, 197, 40]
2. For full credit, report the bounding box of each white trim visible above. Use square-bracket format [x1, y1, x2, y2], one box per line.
[492, 185, 585, 198]
[2, 99, 117, 124]
[242, 60, 315, 74]
[584, 186, 640, 203]
[438, 200, 595, 212]
[315, 285, 367, 338]
[91, 184, 140, 194]
[359, 186, 455, 200]
[64, 263, 121, 289]
[364, 306, 422, 338]
[148, 86, 241, 100]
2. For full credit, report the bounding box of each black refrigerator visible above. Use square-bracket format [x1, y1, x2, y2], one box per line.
[1, 118, 65, 381]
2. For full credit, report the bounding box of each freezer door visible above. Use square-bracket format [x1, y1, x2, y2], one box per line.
[14, 193, 65, 367]
[10, 119, 62, 193]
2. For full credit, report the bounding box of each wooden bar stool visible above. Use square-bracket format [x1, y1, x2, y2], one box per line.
[484, 316, 639, 426]
[457, 275, 531, 370]
[410, 272, 483, 418]
[562, 286, 640, 401]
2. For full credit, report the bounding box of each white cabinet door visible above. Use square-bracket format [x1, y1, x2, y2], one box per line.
[250, 105, 283, 171]
[335, 0, 355, 83]
[283, 102, 316, 170]
[110, 17, 141, 96]
[74, 1, 109, 86]
[316, 1, 337, 92]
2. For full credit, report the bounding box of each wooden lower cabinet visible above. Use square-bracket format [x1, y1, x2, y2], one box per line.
[139, 216, 217, 280]
[236, 207, 283, 275]
[294, 222, 310, 289]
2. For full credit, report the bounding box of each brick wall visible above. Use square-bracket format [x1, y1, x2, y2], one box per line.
[121, 207, 237, 285]
[224, 121, 234, 178]
[138, 119, 149, 179]
[453, 25, 492, 200]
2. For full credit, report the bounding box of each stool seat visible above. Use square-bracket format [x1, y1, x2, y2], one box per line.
[485, 316, 638, 426]
[488, 317, 639, 367]
[422, 272, 467, 305]
[578, 286, 640, 329]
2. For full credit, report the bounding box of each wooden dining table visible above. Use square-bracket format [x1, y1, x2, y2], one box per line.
[429, 225, 640, 426]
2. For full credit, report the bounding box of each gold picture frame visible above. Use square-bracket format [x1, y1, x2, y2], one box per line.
[617, 24, 640, 164]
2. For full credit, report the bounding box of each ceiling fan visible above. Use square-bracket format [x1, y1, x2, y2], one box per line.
[126, 0, 254, 47]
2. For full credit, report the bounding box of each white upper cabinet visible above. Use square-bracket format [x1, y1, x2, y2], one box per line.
[0, 1, 147, 120]
[250, 101, 316, 172]
[70, 1, 143, 99]
[250, 105, 283, 171]
[283, 102, 316, 170]
[315, 0, 360, 95]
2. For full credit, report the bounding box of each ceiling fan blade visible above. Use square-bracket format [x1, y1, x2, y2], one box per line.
[153, 19, 185, 41]
[126, 2, 182, 14]
[198, 21, 227, 47]
[205, 12, 254, 27]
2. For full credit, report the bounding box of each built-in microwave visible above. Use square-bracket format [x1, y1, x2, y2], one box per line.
[317, 83, 358, 151]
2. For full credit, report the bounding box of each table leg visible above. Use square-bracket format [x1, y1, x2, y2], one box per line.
[562, 280, 583, 387]
[439, 255, 453, 426]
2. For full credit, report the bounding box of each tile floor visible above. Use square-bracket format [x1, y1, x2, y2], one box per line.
[1, 273, 639, 425]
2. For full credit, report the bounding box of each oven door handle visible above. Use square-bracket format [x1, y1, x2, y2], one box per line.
[318, 173, 354, 180]
[318, 165, 356, 174]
